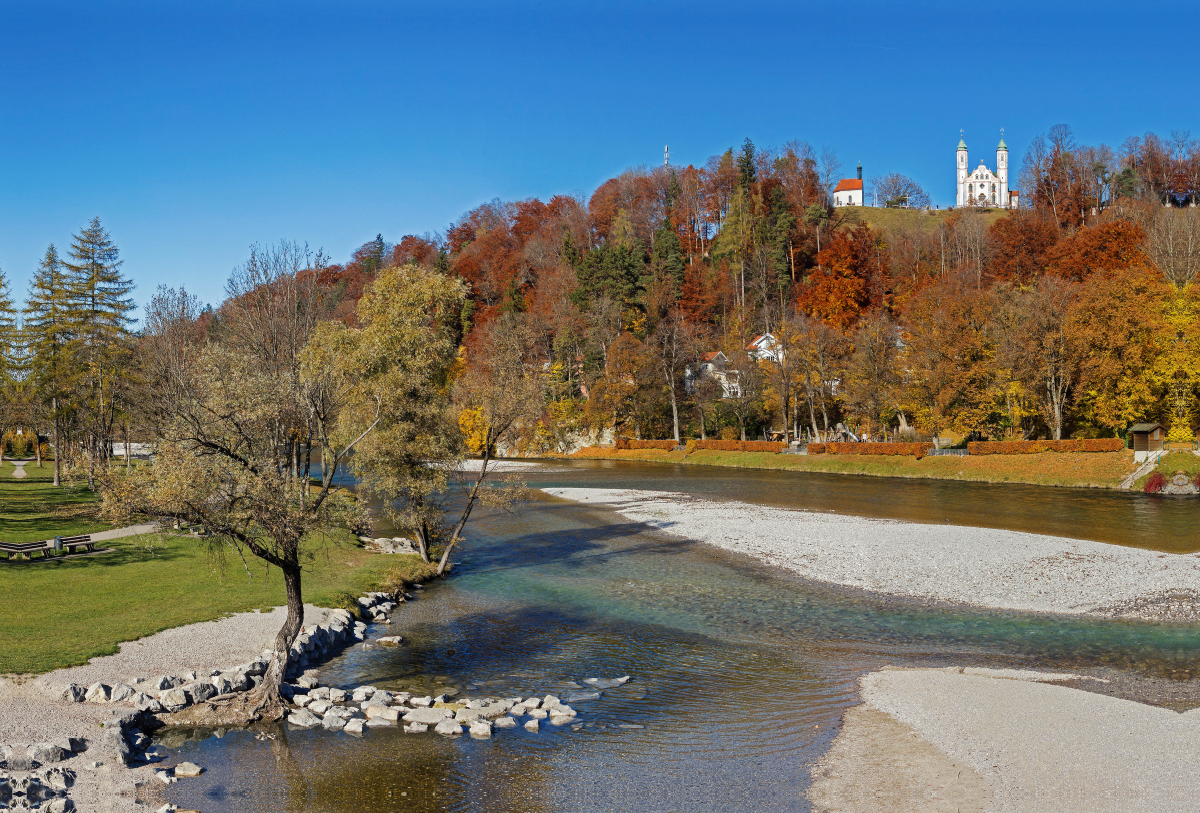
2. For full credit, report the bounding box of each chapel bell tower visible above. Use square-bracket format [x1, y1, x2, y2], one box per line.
[997, 130, 1009, 208]
[956, 133, 968, 207]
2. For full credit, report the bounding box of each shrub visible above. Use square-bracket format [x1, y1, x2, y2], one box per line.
[967, 439, 1125, 455]
[807, 443, 826, 454]
[614, 438, 677, 451]
[826, 442, 934, 458]
[1145, 471, 1167, 494]
[685, 439, 697, 454]
[690, 439, 786, 453]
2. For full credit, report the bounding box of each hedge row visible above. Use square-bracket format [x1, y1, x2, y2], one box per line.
[687, 439, 786, 453]
[823, 442, 934, 458]
[966, 439, 1125, 455]
[614, 438, 678, 451]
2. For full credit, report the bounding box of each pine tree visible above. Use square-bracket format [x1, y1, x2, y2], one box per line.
[63, 218, 136, 487]
[25, 245, 74, 485]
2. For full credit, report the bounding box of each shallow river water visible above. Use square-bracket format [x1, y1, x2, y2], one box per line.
[163, 461, 1200, 812]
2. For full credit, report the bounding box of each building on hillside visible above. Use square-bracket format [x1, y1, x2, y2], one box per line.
[833, 163, 864, 207]
[744, 333, 782, 362]
[688, 351, 740, 398]
[956, 133, 1018, 208]
[1129, 422, 1166, 459]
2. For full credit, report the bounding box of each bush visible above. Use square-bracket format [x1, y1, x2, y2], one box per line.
[967, 439, 1125, 455]
[614, 438, 677, 451]
[691, 439, 786, 453]
[826, 442, 934, 458]
[1145, 471, 1167, 494]
[807, 443, 826, 454]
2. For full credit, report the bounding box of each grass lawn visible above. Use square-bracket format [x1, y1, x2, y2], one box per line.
[1134, 451, 1200, 491]
[0, 472, 437, 675]
[569, 447, 1137, 489]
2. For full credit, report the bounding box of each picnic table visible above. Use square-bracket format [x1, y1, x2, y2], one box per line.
[0, 534, 96, 560]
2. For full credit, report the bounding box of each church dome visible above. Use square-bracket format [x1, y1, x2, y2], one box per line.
[997, 137, 1008, 151]
[957, 137, 968, 150]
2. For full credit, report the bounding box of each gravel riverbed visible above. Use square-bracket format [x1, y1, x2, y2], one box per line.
[544, 488, 1200, 619]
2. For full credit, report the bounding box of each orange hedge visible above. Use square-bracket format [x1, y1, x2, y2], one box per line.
[614, 438, 678, 451]
[807, 443, 826, 454]
[967, 439, 1125, 455]
[826, 442, 935, 458]
[690, 439, 786, 453]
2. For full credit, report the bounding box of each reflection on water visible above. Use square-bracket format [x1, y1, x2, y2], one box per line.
[165, 462, 1200, 812]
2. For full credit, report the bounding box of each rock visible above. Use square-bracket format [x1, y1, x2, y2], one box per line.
[85, 683, 111, 703]
[40, 766, 75, 790]
[433, 693, 448, 704]
[63, 684, 86, 703]
[351, 686, 376, 702]
[434, 719, 463, 736]
[493, 716, 518, 729]
[109, 684, 136, 703]
[365, 716, 395, 728]
[566, 691, 601, 702]
[524, 719, 540, 732]
[181, 671, 198, 682]
[542, 694, 560, 707]
[403, 707, 452, 725]
[365, 706, 400, 722]
[296, 675, 319, 689]
[469, 720, 492, 738]
[482, 703, 512, 719]
[294, 694, 314, 708]
[549, 714, 572, 726]
[148, 676, 178, 691]
[134, 693, 164, 713]
[343, 718, 366, 735]
[403, 722, 428, 733]
[377, 636, 403, 647]
[174, 761, 204, 777]
[328, 688, 347, 703]
[159, 689, 189, 713]
[183, 681, 216, 703]
[307, 700, 333, 716]
[527, 708, 548, 719]
[310, 686, 330, 700]
[156, 770, 173, 785]
[223, 671, 250, 693]
[321, 712, 346, 730]
[582, 676, 630, 689]
[409, 696, 433, 708]
[51, 737, 87, 754]
[510, 704, 528, 716]
[522, 697, 542, 709]
[45, 800, 74, 813]
[371, 691, 394, 705]
[28, 742, 67, 763]
[287, 709, 322, 728]
[210, 675, 233, 695]
[454, 708, 485, 723]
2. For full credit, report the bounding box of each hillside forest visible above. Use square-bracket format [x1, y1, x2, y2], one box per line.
[3, 124, 1200, 475]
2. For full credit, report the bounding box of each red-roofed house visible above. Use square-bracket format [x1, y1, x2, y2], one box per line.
[833, 164, 864, 207]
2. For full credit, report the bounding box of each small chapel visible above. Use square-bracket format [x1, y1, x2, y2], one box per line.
[956, 133, 1019, 209]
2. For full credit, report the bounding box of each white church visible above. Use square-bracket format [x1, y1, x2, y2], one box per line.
[957, 133, 1019, 209]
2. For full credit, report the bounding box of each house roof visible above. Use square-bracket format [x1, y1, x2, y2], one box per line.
[833, 178, 863, 193]
[1129, 423, 1165, 432]
[744, 335, 764, 351]
[701, 351, 725, 362]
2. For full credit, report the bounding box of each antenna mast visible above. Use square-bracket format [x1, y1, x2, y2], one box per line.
[664, 145, 669, 167]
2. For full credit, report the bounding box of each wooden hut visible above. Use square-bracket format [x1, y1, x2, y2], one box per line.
[1129, 423, 1166, 453]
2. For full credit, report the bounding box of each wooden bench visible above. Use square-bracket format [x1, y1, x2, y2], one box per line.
[0, 534, 95, 560]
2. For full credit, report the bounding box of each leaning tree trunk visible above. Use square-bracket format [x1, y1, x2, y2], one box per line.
[256, 560, 304, 718]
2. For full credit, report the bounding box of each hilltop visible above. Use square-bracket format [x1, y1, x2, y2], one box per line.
[833, 205, 1010, 234]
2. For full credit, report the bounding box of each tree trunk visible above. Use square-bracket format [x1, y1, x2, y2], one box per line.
[437, 444, 491, 576]
[415, 523, 431, 564]
[53, 402, 60, 487]
[667, 371, 680, 443]
[256, 561, 304, 717]
[699, 405, 707, 440]
[35, 430, 42, 467]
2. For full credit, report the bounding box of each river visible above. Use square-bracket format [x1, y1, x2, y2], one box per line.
[162, 460, 1200, 812]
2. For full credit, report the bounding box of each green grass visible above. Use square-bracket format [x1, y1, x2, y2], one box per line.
[0, 473, 438, 674]
[1134, 451, 1200, 491]
[0, 464, 113, 543]
[570, 446, 1137, 489]
[835, 205, 1009, 234]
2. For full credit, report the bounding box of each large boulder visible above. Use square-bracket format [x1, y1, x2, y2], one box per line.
[433, 719, 462, 736]
[159, 689, 189, 713]
[109, 684, 136, 703]
[468, 720, 492, 739]
[365, 706, 400, 722]
[85, 683, 111, 703]
[174, 762, 204, 777]
[148, 676, 179, 692]
[182, 682, 216, 704]
[493, 716, 518, 729]
[62, 684, 86, 703]
[403, 707, 452, 725]
[28, 743, 67, 764]
[321, 712, 346, 730]
[132, 693, 164, 713]
[287, 709, 321, 728]
[343, 718, 365, 735]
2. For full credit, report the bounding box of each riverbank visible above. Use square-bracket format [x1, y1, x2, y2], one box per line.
[543, 488, 1200, 620]
[809, 667, 1200, 812]
[566, 447, 1137, 489]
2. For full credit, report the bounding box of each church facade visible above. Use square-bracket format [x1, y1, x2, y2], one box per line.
[956, 135, 1018, 208]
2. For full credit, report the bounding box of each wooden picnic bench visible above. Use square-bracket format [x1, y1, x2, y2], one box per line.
[0, 534, 96, 560]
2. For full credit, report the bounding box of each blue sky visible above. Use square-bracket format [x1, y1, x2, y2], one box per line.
[1, 0, 1197, 318]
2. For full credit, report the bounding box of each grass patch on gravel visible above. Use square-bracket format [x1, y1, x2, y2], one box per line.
[569, 447, 1137, 489]
[0, 513, 437, 674]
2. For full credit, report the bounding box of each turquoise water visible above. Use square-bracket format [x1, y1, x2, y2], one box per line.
[163, 462, 1200, 812]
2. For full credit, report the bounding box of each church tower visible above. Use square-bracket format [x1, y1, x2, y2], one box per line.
[997, 133, 1009, 209]
[956, 135, 968, 207]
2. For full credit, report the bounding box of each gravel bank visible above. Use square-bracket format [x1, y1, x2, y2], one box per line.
[0, 605, 335, 813]
[811, 667, 1200, 813]
[544, 488, 1200, 619]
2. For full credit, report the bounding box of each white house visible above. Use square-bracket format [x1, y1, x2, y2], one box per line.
[956, 134, 1018, 208]
[833, 163, 864, 207]
[688, 351, 740, 398]
[744, 334, 782, 362]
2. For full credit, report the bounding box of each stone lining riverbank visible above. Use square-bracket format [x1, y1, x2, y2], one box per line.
[544, 488, 1200, 620]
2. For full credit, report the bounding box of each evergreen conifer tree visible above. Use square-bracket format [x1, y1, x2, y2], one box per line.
[24, 244, 74, 485]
